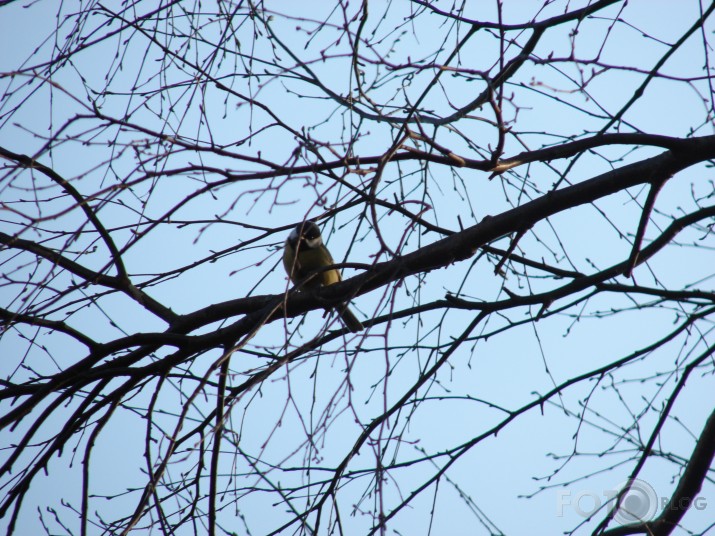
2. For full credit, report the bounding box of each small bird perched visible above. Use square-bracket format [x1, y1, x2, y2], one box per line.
[283, 220, 364, 332]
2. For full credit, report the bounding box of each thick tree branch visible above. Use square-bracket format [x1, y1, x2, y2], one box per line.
[600, 404, 715, 536]
[0, 231, 176, 323]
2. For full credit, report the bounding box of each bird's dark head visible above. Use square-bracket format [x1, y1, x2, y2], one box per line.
[288, 220, 323, 249]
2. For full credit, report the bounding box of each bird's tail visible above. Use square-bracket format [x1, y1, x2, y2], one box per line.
[338, 304, 364, 332]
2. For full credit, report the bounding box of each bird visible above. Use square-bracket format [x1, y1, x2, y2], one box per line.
[283, 220, 364, 332]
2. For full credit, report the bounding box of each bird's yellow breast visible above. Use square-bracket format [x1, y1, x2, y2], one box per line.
[283, 240, 341, 287]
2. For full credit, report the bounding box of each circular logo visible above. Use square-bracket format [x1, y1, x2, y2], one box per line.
[613, 479, 658, 525]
